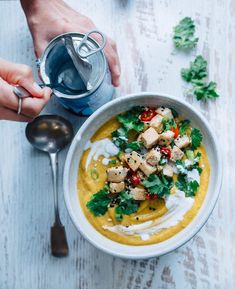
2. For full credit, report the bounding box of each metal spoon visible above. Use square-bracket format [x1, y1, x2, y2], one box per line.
[25, 115, 74, 257]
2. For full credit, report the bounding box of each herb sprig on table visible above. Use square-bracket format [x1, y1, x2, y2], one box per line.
[181, 55, 219, 100]
[173, 17, 198, 50]
[173, 16, 220, 101]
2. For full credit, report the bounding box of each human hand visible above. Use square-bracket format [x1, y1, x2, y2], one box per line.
[0, 58, 51, 122]
[21, 0, 121, 86]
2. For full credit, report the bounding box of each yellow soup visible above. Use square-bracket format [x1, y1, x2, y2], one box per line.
[77, 118, 210, 245]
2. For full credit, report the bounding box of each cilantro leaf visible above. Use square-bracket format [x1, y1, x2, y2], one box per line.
[162, 118, 177, 131]
[176, 175, 199, 197]
[192, 80, 219, 100]
[176, 151, 202, 174]
[173, 17, 198, 49]
[170, 108, 179, 118]
[125, 141, 143, 152]
[143, 174, 173, 198]
[181, 55, 207, 82]
[191, 128, 203, 150]
[111, 127, 128, 149]
[117, 107, 144, 132]
[86, 186, 111, 216]
[115, 191, 139, 221]
[179, 119, 190, 136]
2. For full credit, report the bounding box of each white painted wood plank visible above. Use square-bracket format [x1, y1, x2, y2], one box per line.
[0, 0, 234, 288]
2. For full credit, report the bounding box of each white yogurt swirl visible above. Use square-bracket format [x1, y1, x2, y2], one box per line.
[103, 190, 194, 240]
[85, 139, 119, 170]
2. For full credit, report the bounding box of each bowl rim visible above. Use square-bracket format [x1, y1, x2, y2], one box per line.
[63, 91, 223, 259]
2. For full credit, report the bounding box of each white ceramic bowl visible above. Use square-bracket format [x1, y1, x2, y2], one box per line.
[63, 92, 222, 259]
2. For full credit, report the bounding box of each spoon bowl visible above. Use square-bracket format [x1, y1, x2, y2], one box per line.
[25, 115, 74, 154]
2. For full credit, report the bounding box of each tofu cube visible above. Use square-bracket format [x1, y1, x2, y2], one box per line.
[156, 107, 173, 119]
[150, 114, 163, 133]
[141, 127, 159, 149]
[170, 146, 184, 162]
[109, 182, 125, 193]
[139, 160, 157, 176]
[130, 187, 146, 200]
[174, 135, 191, 149]
[158, 131, 175, 146]
[106, 166, 128, 182]
[163, 164, 174, 178]
[124, 151, 142, 171]
[146, 148, 161, 166]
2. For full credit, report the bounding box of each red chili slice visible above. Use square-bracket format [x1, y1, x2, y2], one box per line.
[131, 173, 141, 186]
[171, 126, 179, 138]
[160, 147, 171, 159]
[146, 193, 158, 200]
[140, 108, 156, 122]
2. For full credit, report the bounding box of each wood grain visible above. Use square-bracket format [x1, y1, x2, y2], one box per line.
[0, 0, 234, 288]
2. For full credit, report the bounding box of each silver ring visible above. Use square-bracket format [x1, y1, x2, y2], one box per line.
[12, 86, 31, 115]
[17, 98, 22, 115]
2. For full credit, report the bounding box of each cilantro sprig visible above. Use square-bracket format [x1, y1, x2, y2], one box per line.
[173, 17, 198, 50]
[86, 186, 111, 216]
[112, 107, 145, 151]
[115, 191, 139, 221]
[117, 107, 144, 132]
[191, 128, 203, 150]
[162, 118, 177, 131]
[143, 174, 173, 198]
[87, 187, 139, 221]
[176, 175, 199, 197]
[181, 55, 219, 101]
[179, 119, 190, 136]
[181, 55, 207, 82]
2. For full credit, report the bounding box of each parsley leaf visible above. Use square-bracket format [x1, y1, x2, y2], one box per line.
[176, 175, 199, 197]
[191, 128, 203, 150]
[86, 186, 111, 216]
[143, 174, 173, 198]
[162, 118, 177, 131]
[179, 119, 190, 136]
[181, 55, 207, 82]
[115, 191, 139, 221]
[173, 17, 198, 49]
[117, 107, 144, 132]
[192, 80, 219, 100]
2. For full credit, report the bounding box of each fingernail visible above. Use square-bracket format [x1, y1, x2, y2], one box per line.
[33, 82, 43, 93]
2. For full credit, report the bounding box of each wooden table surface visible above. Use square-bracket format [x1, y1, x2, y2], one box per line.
[0, 0, 234, 288]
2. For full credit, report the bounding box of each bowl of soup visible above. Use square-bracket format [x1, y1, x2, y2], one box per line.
[63, 92, 222, 259]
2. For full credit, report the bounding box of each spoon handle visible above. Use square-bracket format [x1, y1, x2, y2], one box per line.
[49, 153, 69, 257]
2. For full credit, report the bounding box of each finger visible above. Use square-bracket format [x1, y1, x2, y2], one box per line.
[104, 45, 121, 87]
[21, 88, 51, 118]
[18, 76, 45, 99]
[0, 107, 33, 122]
